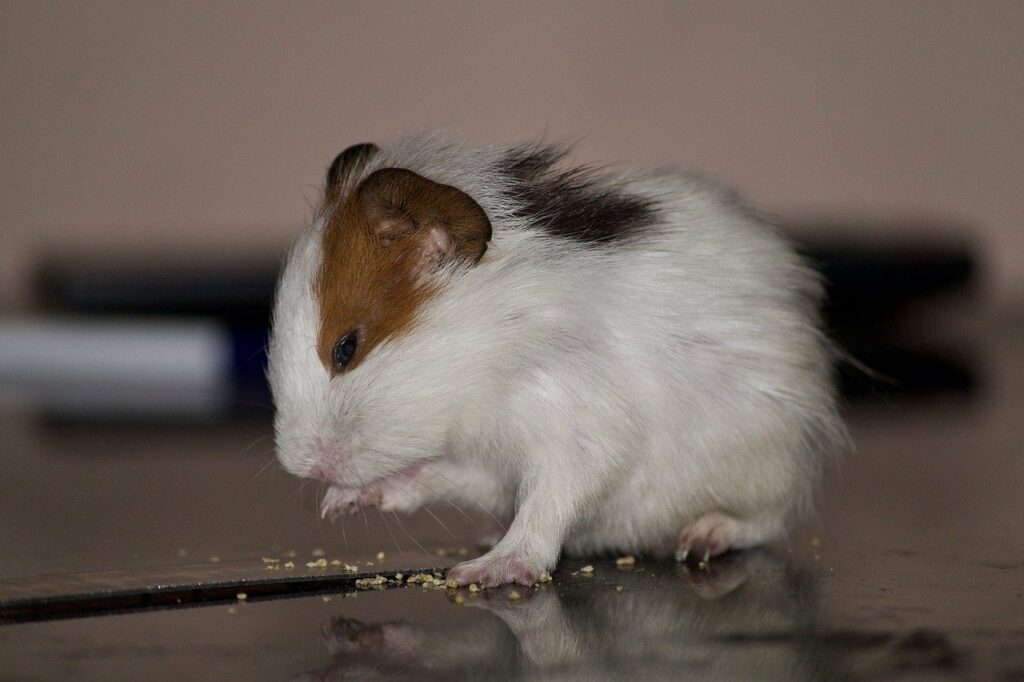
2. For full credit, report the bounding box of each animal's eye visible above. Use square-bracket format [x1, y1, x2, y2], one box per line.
[332, 333, 358, 371]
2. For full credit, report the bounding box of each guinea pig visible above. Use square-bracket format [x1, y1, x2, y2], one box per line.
[267, 134, 846, 587]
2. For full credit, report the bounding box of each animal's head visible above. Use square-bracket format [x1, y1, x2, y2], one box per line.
[268, 142, 492, 488]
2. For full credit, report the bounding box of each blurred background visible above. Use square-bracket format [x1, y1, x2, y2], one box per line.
[0, 1, 1021, 414]
[2, 1, 1021, 421]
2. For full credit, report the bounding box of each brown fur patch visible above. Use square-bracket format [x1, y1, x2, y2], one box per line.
[316, 168, 491, 374]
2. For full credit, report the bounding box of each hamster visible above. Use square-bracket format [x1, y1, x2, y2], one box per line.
[267, 134, 846, 587]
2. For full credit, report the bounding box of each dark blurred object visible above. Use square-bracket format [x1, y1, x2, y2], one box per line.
[29, 229, 978, 420]
[795, 228, 977, 402]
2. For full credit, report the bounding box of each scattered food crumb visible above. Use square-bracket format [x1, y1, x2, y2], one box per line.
[227, 607, 236, 615]
[208, 556, 221, 563]
[394, 573, 403, 581]
[376, 551, 386, 561]
[265, 565, 274, 571]
[435, 548, 449, 557]
[406, 573, 436, 585]
[273, 565, 281, 571]
[261, 557, 280, 564]
[284, 561, 295, 570]
[306, 558, 328, 569]
[311, 548, 325, 557]
[538, 572, 553, 583]
[322, 595, 332, 603]
[508, 590, 521, 601]
[355, 575, 388, 589]
[366, 561, 374, 567]
[236, 592, 247, 601]
[580, 565, 594, 574]
[343, 563, 358, 572]
[468, 583, 480, 593]
[697, 561, 706, 570]
[285, 550, 297, 558]
[616, 555, 636, 567]
[616, 585, 624, 592]
[454, 594, 465, 605]
[458, 547, 468, 556]
[330, 559, 341, 566]
[445, 578, 459, 589]
[433, 572, 443, 579]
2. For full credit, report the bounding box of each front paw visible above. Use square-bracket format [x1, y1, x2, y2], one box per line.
[320, 485, 379, 519]
[447, 552, 544, 587]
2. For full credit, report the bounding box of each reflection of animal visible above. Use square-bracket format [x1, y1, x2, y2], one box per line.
[268, 135, 845, 587]
[294, 553, 837, 681]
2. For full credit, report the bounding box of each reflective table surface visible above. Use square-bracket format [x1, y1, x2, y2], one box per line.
[2, 324, 1023, 680]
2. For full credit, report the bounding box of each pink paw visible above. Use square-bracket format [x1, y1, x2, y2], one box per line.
[676, 512, 743, 563]
[447, 553, 542, 588]
[320, 485, 378, 519]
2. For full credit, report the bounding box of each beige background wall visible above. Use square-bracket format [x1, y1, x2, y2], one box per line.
[2, 1, 1022, 310]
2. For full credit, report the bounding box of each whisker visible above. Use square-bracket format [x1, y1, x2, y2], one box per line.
[239, 455, 278, 492]
[377, 508, 404, 557]
[390, 511, 432, 560]
[392, 481, 457, 540]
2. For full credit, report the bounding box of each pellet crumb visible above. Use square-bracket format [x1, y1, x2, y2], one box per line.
[355, 575, 388, 589]
[394, 573, 403, 581]
[468, 583, 480, 593]
[284, 561, 295, 570]
[306, 558, 328, 569]
[433, 572, 443, 579]
[406, 573, 435, 585]
[454, 594, 465, 605]
[330, 559, 341, 566]
[445, 578, 459, 589]
[616, 585, 624, 592]
[236, 592, 247, 601]
[322, 595, 332, 603]
[508, 590, 521, 601]
[697, 561, 706, 570]
[265, 565, 274, 571]
[311, 548, 325, 557]
[261, 557, 280, 564]
[376, 551, 385, 561]
[615, 555, 636, 567]
[580, 565, 594, 574]
[537, 572, 553, 583]
[366, 561, 374, 567]
[343, 563, 358, 572]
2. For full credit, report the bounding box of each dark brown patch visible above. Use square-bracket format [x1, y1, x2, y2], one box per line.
[499, 144, 658, 243]
[324, 143, 379, 207]
[316, 168, 491, 374]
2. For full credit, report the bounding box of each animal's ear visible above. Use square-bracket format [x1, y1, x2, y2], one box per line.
[325, 143, 379, 204]
[357, 167, 492, 275]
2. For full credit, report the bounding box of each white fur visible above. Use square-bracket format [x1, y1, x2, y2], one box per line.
[267, 135, 846, 583]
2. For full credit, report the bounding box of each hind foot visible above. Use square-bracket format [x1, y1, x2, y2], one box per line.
[675, 512, 781, 564]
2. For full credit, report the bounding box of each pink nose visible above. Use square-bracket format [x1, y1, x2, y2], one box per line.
[308, 465, 328, 481]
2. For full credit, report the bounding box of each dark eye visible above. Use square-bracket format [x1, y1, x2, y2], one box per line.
[332, 333, 358, 370]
